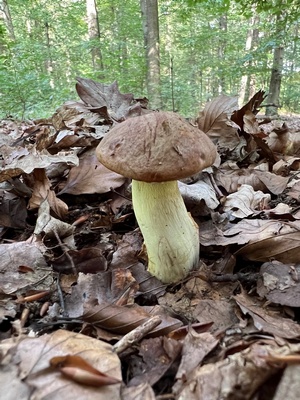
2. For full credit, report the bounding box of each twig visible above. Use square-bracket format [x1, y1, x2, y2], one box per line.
[110, 187, 132, 201]
[113, 315, 162, 354]
[210, 272, 260, 284]
[53, 229, 77, 275]
[56, 273, 67, 317]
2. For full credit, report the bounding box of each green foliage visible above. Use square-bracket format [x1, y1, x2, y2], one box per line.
[0, 0, 299, 119]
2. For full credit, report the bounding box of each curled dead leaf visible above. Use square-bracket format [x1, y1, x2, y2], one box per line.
[59, 153, 126, 195]
[50, 355, 121, 386]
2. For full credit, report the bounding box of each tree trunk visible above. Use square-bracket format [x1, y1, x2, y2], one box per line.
[140, 0, 161, 109]
[265, 12, 285, 117]
[265, 45, 284, 116]
[44, 21, 54, 88]
[239, 13, 259, 106]
[217, 14, 227, 94]
[86, 0, 103, 73]
[0, 0, 15, 40]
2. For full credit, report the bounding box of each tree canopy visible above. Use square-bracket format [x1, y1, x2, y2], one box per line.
[0, 0, 299, 118]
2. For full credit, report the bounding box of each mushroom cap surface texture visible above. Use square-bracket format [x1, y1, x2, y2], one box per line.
[96, 111, 217, 182]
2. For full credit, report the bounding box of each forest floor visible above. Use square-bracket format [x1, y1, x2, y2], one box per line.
[1, 79, 300, 400]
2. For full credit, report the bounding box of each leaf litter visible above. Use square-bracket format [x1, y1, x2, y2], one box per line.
[1, 79, 300, 399]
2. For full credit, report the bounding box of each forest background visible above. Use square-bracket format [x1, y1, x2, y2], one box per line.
[0, 0, 299, 120]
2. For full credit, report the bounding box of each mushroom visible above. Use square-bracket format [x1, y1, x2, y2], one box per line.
[96, 111, 217, 283]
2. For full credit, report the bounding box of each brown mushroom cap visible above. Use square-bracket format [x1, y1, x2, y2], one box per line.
[96, 111, 217, 182]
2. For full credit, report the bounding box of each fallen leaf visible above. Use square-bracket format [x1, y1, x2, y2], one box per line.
[0, 147, 78, 183]
[257, 261, 300, 307]
[223, 184, 270, 219]
[235, 221, 300, 263]
[50, 354, 120, 386]
[76, 78, 144, 122]
[215, 168, 289, 195]
[178, 177, 219, 215]
[34, 199, 75, 247]
[197, 95, 239, 151]
[235, 292, 300, 339]
[0, 241, 51, 294]
[273, 364, 300, 399]
[127, 336, 182, 387]
[288, 180, 300, 201]
[231, 90, 267, 129]
[176, 341, 296, 400]
[175, 331, 219, 383]
[200, 219, 292, 247]
[194, 299, 239, 333]
[52, 247, 107, 274]
[121, 382, 156, 400]
[82, 301, 182, 336]
[7, 330, 121, 399]
[28, 168, 68, 218]
[0, 191, 27, 228]
[59, 152, 126, 195]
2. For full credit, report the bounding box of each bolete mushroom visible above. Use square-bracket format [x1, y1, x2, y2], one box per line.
[96, 111, 217, 283]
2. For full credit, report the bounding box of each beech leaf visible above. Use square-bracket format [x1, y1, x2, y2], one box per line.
[50, 355, 121, 386]
[59, 153, 126, 195]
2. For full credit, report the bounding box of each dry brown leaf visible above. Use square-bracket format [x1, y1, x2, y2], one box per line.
[273, 156, 300, 174]
[223, 184, 270, 219]
[234, 292, 300, 339]
[128, 336, 182, 387]
[52, 100, 103, 130]
[82, 301, 182, 336]
[231, 90, 267, 129]
[0, 190, 27, 228]
[178, 178, 219, 215]
[197, 95, 240, 150]
[28, 168, 68, 219]
[121, 383, 156, 400]
[176, 341, 299, 400]
[49, 132, 96, 152]
[0, 240, 51, 294]
[59, 152, 126, 195]
[257, 261, 300, 307]
[235, 221, 300, 263]
[273, 365, 300, 399]
[215, 168, 289, 194]
[235, 292, 300, 339]
[200, 219, 292, 247]
[52, 247, 107, 274]
[34, 199, 75, 249]
[64, 270, 138, 317]
[110, 230, 143, 269]
[194, 299, 239, 333]
[175, 331, 219, 383]
[76, 78, 144, 122]
[5, 330, 121, 400]
[0, 147, 78, 183]
[243, 110, 261, 134]
[287, 180, 300, 201]
[266, 123, 292, 153]
[50, 354, 121, 386]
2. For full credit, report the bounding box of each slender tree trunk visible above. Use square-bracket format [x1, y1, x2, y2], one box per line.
[0, 0, 15, 40]
[44, 21, 54, 88]
[86, 0, 103, 73]
[217, 14, 227, 94]
[266, 12, 285, 116]
[140, 0, 161, 109]
[290, 23, 298, 73]
[239, 12, 260, 105]
[266, 45, 284, 116]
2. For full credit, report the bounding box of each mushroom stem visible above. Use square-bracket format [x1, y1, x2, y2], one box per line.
[132, 180, 199, 283]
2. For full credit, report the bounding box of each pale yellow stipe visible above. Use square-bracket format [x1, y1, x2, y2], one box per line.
[132, 180, 200, 283]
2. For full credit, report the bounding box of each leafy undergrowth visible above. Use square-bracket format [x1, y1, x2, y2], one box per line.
[1, 79, 300, 399]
